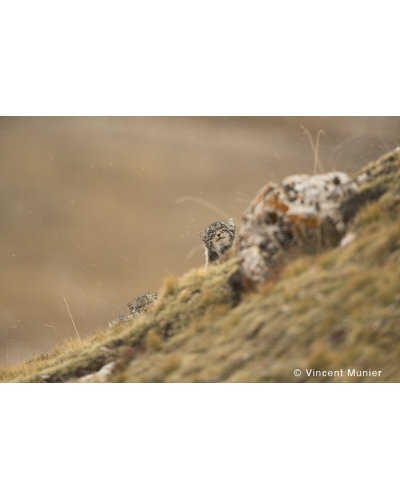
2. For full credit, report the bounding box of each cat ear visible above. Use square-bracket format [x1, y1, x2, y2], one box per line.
[199, 229, 207, 241]
[225, 217, 235, 231]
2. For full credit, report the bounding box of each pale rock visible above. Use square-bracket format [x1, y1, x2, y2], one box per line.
[237, 172, 358, 282]
[78, 361, 116, 383]
[340, 232, 356, 247]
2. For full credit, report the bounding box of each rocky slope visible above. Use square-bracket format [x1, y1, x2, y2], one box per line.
[2, 148, 400, 383]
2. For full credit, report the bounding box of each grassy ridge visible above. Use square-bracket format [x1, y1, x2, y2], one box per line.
[2, 149, 400, 383]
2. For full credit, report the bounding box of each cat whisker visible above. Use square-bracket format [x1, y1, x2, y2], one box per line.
[175, 196, 231, 219]
[186, 244, 204, 260]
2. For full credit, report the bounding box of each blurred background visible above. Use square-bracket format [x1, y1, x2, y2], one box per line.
[1, 116, 399, 365]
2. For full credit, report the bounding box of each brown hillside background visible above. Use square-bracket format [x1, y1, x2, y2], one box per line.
[1, 116, 399, 365]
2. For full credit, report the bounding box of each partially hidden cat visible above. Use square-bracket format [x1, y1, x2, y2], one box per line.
[199, 217, 235, 267]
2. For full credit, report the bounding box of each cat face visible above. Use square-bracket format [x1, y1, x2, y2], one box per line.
[199, 217, 235, 255]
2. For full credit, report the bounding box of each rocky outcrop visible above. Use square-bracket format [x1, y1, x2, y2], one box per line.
[236, 172, 357, 282]
[236, 148, 400, 283]
[109, 292, 158, 328]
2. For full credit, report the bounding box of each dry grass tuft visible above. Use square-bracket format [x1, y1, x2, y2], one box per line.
[147, 330, 163, 352]
[281, 256, 313, 279]
[62, 298, 81, 341]
[300, 124, 326, 174]
[161, 275, 179, 297]
[354, 201, 383, 228]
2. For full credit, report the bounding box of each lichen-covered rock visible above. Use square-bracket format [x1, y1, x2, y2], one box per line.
[109, 292, 158, 328]
[127, 292, 158, 314]
[109, 313, 140, 328]
[237, 172, 358, 282]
